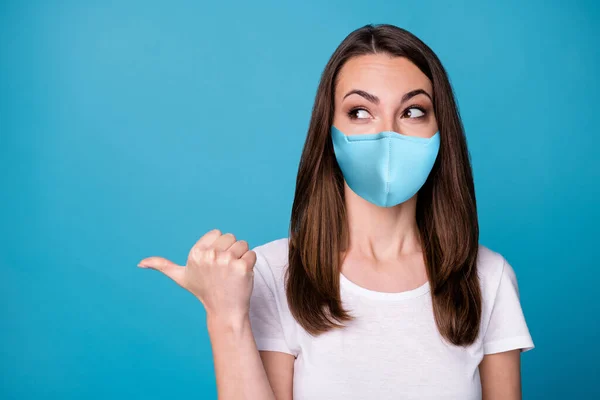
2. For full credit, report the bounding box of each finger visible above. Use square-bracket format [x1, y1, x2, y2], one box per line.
[138, 256, 186, 285]
[228, 240, 249, 259]
[211, 232, 237, 252]
[201, 247, 217, 265]
[241, 250, 257, 271]
[215, 249, 234, 266]
[193, 229, 222, 251]
[214, 240, 249, 266]
[230, 250, 257, 274]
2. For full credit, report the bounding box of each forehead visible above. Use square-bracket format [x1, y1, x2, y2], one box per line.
[335, 54, 432, 99]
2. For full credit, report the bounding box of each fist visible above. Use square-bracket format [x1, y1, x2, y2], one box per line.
[137, 229, 257, 321]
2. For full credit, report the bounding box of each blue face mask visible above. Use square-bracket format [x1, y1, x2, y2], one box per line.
[331, 125, 440, 207]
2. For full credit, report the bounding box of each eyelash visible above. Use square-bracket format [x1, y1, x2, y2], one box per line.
[347, 104, 428, 120]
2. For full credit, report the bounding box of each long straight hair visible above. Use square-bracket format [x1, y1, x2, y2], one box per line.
[286, 24, 481, 346]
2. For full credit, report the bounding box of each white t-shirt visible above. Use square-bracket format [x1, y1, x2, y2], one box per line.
[249, 238, 534, 400]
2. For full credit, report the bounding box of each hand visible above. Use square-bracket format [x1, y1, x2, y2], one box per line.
[137, 229, 257, 323]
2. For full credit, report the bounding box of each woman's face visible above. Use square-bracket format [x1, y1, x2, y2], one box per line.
[333, 53, 438, 138]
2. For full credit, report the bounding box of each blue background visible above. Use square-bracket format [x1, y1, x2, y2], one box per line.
[1, 0, 598, 398]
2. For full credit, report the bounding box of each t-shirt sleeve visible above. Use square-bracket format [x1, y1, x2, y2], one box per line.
[248, 251, 296, 356]
[482, 257, 535, 355]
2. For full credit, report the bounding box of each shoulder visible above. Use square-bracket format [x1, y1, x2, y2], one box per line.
[476, 244, 518, 296]
[477, 244, 505, 287]
[251, 237, 290, 290]
[477, 243, 526, 327]
[247, 238, 299, 356]
[252, 237, 290, 267]
[476, 244, 535, 353]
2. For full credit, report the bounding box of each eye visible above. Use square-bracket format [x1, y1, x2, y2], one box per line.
[347, 107, 372, 120]
[403, 106, 426, 119]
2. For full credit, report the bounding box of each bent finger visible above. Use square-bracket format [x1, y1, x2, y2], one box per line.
[240, 250, 257, 271]
[193, 229, 223, 251]
[228, 240, 249, 259]
[212, 233, 237, 252]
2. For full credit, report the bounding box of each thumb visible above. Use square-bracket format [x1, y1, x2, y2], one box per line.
[138, 256, 185, 286]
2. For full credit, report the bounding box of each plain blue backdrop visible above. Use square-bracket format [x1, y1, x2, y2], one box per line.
[1, 0, 598, 398]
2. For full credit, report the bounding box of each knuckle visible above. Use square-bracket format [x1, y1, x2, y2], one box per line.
[203, 248, 216, 262]
[228, 258, 241, 269]
[219, 250, 234, 263]
[223, 232, 236, 241]
[191, 242, 202, 255]
[240, 258, 253, 271]
[234, 261, 248, 274]
[187, 249, 197, 263]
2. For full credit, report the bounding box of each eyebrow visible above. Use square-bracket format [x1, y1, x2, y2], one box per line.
[342, 88, 432, 104]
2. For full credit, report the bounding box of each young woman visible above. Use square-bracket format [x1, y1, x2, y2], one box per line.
[138, 24, 534, 400]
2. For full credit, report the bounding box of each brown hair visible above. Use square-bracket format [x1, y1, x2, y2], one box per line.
[286, 24, 481, 346]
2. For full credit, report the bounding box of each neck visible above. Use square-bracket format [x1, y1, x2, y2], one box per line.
[343, 182, 422, 262]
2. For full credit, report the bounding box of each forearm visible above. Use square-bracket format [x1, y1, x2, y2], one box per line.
[208, 316, 276, 400]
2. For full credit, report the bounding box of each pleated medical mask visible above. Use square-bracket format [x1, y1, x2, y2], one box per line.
[331, 125, 440, 207]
